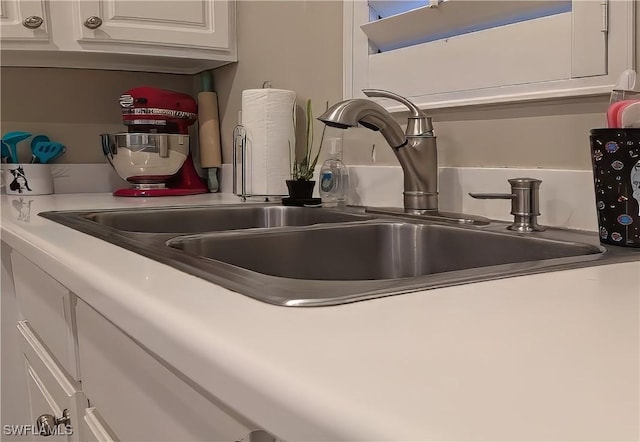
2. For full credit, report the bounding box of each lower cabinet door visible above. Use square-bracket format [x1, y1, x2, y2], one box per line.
[75, 300, 253, 442]
[18, 321, 86, 442]
[82, 408, 119, 442]
[12, 251, 80, 381]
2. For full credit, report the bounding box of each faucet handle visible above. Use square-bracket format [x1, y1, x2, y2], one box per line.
[362, 89, 433, 136]
[469, 178, 545, 232]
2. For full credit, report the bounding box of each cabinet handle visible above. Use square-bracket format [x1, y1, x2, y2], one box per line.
[36, 409, 70, 437]
[84, 16, 103, 29]
[22, 16, 43, 29]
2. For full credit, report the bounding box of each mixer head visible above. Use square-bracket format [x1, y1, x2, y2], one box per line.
[119, 86, 197, 134]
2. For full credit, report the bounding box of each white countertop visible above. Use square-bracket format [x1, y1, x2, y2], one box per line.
[1, 193, 638, 441]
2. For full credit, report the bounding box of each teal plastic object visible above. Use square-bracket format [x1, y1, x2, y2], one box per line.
[32, 141, 65, 164]
[30, 135, 50, 163]
[2, 131, 32, 163]
[200, 71, 213, 92]
[1, 141, 11, 162]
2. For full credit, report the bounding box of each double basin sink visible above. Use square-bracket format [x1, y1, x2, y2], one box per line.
[40, 204, 636, 306]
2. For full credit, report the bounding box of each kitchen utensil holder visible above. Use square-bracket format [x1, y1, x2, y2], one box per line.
[232, 124, 286, 202]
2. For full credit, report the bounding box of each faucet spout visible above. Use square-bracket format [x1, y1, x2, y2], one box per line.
[318, 90, 439, 212]
[319, 99, 406, 148]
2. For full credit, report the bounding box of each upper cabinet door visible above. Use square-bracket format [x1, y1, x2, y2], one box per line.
[0, 0, 49, 42]
[74, 0, 230, 50]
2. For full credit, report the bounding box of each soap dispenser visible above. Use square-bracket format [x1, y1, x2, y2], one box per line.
[319, 137, 349, 207]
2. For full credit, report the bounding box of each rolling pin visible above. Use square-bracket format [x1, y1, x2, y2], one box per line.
[197, 90, 222, 191]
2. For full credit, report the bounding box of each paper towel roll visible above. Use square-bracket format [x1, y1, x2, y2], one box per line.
[241, 88, 296, 196]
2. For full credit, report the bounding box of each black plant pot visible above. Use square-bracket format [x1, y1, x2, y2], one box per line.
[286, 179, 315, 199]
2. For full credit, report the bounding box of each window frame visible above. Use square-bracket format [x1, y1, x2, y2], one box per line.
[343, 0, 636, 111]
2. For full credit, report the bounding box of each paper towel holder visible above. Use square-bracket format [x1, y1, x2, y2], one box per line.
[232, 123, 287, 202]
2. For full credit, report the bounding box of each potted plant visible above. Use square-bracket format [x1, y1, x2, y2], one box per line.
[286, 99, 324, 200]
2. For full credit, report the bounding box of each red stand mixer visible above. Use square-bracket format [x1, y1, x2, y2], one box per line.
[101, 86, 208, 197]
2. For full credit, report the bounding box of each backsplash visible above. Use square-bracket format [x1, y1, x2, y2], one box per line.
[1, 160, 597, 231]
[218, 164, 598, 231]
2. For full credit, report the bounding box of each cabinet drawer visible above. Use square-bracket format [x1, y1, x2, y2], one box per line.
[11, 251, 80, 380]
[18, 320, 85, 442]
[76, 299, 252, 442]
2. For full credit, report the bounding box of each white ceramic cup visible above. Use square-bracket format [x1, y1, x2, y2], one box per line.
[1, 163, 54, 195]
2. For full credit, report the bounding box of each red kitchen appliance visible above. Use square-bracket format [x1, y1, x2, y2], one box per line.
[101, 86, 208, 197]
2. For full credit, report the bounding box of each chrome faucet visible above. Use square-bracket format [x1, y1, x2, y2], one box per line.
[319, 89, 438, 213]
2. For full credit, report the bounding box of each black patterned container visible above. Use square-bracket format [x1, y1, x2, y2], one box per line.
[589, 128, 640, 247]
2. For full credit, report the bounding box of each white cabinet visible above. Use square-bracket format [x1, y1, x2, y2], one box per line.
[2, 247, 263, 442]
[0, 0, 236, 74]
[82, 408, 118, 442]
[75, 299, 253, 442]
[0, 0, 49, 42]
[8, 250, 86, 441]
[76, 0, 230, 50]
[11, 251, 81, 381]
[0, 243, 31, 438]
[18, 320, 85, 442]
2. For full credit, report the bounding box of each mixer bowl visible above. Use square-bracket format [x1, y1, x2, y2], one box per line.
[101, 133, 189, 186]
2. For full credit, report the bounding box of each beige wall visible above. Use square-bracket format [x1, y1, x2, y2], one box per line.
[211, 0, 343, 166]
[340, 95, 610, 170]
[433, 96, 611, 170]
[0, 68, 193, 163]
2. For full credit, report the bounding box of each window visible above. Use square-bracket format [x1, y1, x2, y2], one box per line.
[344, 0, 636, 110]
[365, 1, 573, 51]
[368, 1, 430, 20]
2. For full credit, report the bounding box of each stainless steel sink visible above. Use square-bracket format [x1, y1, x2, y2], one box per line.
[167, 222, 601, 280]
[40, 204, 640, 307]
[83, 205, 373, 234]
